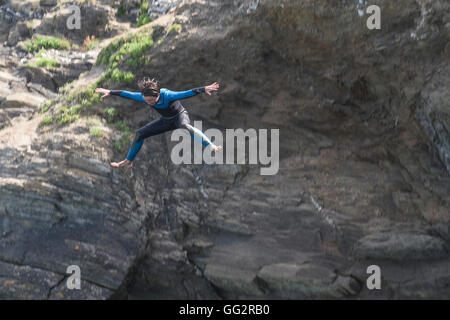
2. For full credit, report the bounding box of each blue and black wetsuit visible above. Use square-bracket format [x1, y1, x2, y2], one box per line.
[110, 87, 212, 161]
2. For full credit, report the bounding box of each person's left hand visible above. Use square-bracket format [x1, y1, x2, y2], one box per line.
[205, 82, 219, 95]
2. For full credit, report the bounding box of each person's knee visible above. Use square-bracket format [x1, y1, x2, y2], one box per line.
[133, 131, 143, 143]
[183, 123, 194, 134]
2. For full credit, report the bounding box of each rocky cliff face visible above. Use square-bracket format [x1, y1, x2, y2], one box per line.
[0, 0, 449, 299]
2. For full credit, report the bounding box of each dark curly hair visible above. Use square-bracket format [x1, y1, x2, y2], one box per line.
[138, 77, 160, 97]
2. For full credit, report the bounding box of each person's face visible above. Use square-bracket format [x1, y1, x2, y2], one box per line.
[143, 94, 159, 105]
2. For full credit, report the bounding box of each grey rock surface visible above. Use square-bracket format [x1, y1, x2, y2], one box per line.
[0, 0, 449, 299]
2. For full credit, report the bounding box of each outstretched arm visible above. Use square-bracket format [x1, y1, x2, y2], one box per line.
[165, 82, 220, 101]
[95, 88, 146, 103]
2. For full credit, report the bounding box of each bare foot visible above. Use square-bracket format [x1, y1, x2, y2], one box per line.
[211, 144, 223, 152]
[110, 159, 134, 168]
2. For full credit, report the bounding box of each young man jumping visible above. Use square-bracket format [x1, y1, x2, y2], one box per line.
[95, 78, 222, 168]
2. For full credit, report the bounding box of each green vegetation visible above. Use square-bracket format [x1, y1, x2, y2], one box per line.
[70, 104, 84, 114]
[114, 120, 132, 153]
[115, 120, 129, 133]
[22, 36, 70, 53]
[25, 50, 59, 70]
[56, 113, 80, 126]
[104, 107, 117, 123]
[168, 23, 181, 34]
[97, 38, 121, 65]
[137, 14, 151, 27]
[114, 140, 124, 152]
[90, 127, 104, 137]
[87, 117, 102, 127]
[95, 31, 153, 91]
[59, 81, 75, 95]
[40, 100, 55, 114]
[81, 99, 92, 108]
[109, 68, 134, 84]
[40, 24, 154, 134]
[140, 0, 149, 14]
[83, 35, 99, 51]
[39, 115, 54, 127]
[137, 1, 151, 27]
[36, 57, 58, 69]
[55, 104, 85, 125]
[66, 83, 103, 106]
[99, 68, 135, 86]
[117, 6, 126, 17]
[97, 33, 153, 69]
[38, 81, 102, 128]
[49, 79, 104, 128]
[95, 32, 152, 94]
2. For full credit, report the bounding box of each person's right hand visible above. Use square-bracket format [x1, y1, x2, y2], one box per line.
[205, 82, 219, 95]
[95, 88, 110, 99]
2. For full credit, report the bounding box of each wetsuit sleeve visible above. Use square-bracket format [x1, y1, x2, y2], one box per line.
[164, 87, 205, 101]
[110, 90, 146, 103]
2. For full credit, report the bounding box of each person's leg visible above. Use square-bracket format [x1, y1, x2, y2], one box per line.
[176, 112, 222, 151]
[111, 117, 173, 168]
[128, 117, 176, 160]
